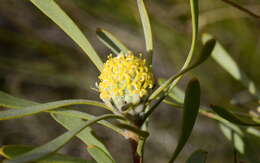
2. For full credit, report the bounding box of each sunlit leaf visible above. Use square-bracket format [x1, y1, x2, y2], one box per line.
[0, 99, 112, 120]
[137, 0, 153, 64]
[3, 114, 122, 163]
[219, 120, 260, 162]
[0, 91, 121, 134]
[202, 33, 260, 99]
[211, 105, 260, 126]
[246, 127, 260, 138]
[30, 0, 103, 71]
[0, 145, 92, 163]
[51, 112, 116, 158]
[186, 149, 207, 163]
[169, 78, 201, 162]
[219, 121, 245, 154]
[87, 145, 115, 163]
[0, 91, 121, 160]
[96, 28, 129, 55]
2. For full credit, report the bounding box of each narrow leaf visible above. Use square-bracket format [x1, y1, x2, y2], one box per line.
[51, 112, 116, 159]
[0, 91, 120, 159]
[96, 28, 129, 55]
[87, 146, 115, 163]
[137, 0, 153, 52]
[0, 91, 122, 135]
[202, 33, 260, 98]
[0, 99, 112, 120]
[219, 121, 245, 154]
[211, 105, 260, 126]
[186, 149, 207, 163]
[246, 127, 260, 138]
[30, 0, 103, 71]
[0, 91, 36, 109]
[149, 39, 215, 101]
[51, 110, 124, 135]
[167, 0, 199, 90]
[3, 114, 122, 163]
[0, 145, 92, 163]
[169, 78, 201, 162]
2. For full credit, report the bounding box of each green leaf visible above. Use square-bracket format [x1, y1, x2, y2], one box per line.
[219, 121, 245, 154]
[169, 78, 201, 163]
[0, 91, 36, 109]
[167, 0, 199, 90]
[96, 28, 129, 55]
[0, 91, 121, 161]
[30, 0, 103, 71]
[0, 145, 92, 163]
[246, 127, 260, 138]
[202, 33, 260, 99]
[149, 39, 215, 101]
[219, 120, 260, 162]
[186, 149, 207, 163]
[51, 110, 124, 135]
[51, 112, 116, 159]
[87, 146, 115, 163]
[3, 114, 122, 163]
[137, 0, 153, 64]
[0, 99, 112, 120]
[211, 105, 260, 126]
[0, 91, 122, 135]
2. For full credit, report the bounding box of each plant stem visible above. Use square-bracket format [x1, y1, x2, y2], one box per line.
[129, 138, 142, 163]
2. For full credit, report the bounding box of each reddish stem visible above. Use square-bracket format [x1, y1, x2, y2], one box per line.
[129, 138, 142, 163]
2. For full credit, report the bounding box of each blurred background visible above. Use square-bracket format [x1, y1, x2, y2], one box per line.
[0, 0, 260, 162]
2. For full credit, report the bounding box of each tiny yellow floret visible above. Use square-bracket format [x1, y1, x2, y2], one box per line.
[98, 51, 154, 100]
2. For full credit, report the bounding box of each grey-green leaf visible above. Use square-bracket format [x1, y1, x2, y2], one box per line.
[30, 0, 103, 71]
[96, 28, 129, 55]
[211, 105, 260, 126]
[0, 145, 92, 163]
[87, 146, 115, 163]
[219, 121, 245, 154]
[0, 99, 112, 120]
[186, 149, 207, 163]
[0, 91, 119, 161]
[51, 112, 115, 159]
[3, 114, 121, 163]
[51, 110, 124, 135]
[137, 0, 153, 53]
[202, 33, 260, 98]
[169, 78, 201, 163]
[0, 91, 121, 134]
[0, 91, 36, 109]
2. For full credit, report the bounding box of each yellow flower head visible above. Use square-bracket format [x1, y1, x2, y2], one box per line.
[98, 51, 154, 102]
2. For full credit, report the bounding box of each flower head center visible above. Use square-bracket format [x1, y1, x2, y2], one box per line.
[98, 51, 154, 101]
